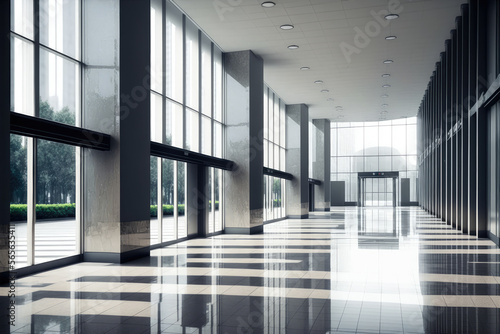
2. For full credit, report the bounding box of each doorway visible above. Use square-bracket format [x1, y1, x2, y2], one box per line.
[358, 172, 399, 207]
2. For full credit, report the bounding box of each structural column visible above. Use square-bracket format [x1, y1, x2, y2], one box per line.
[476, 0, 488, 237]
[445, 40, 453, 225]
[467, 0, 478, 235]
[285, 104, 309, 219]
[460, 5, 470, 233]
[312, 119, 331, 211]
[0, 0, 11, 285]
[224, 50, 264, 234]
[83, 0, 151, 262]
[440, 52, 447, 222]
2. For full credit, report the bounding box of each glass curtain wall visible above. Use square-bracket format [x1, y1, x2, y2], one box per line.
[150, 0, 224, 243]
[331, 118, 418, 206]
[263, 86, 286, 221]
[10, 0, 81, 268]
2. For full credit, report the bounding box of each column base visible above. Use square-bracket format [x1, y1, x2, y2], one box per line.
[225, 225, 264, 235]
[84, 246, 149, 263]
[288, 214, 309, 219]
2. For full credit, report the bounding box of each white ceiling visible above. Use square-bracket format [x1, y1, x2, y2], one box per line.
[173, 0, 465, 122]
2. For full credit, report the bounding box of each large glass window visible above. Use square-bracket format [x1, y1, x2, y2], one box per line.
[10, 0, 82, 269]
[39, 0, 80, 60]
[39, 49, 80, 125]
[185, 108, 199, 152]
[165, 100, 183, 147]
[185, 20, 199, 111]
[35, 140, 77, 264]
[177, 162, 187, 238]
[11, 36, 34, 116]
[164, 0, 183, 103]
[150, 0, 163, 93]
[150, 156, 159, 245]
[263, 86, 286, 221]
[9, 134, 28, 268]
[162, 159, 175, 242]
[151, 0, 223, 153]
[331, 118, 418, 205]
[149, 0, 225, 241]
[207, 167, 224, 234]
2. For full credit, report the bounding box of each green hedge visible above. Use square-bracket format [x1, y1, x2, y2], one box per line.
[150, 204, 185, 217]
[11, 202, 223, 220]
[273, 199, 282, 208]
[149, 202, 219, 217]
[10, 203, 76, 221]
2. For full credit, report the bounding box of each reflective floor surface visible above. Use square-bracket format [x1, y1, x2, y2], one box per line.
[3, 207, 500, 333]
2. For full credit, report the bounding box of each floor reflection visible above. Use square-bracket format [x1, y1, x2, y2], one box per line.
[3, 207, 500, 333]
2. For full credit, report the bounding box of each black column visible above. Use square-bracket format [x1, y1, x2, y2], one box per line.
[0, 0, 11, 286]
[476, 0, 488, 237]
[0, 2, 11, 333]
[440, 51, 447, 222]
[451, 29, 457, 229]
[456, 18, 463, 231]
[468, 0, 478, 236]
[446, 40, 453, 225]
[460, 4, 470, 234]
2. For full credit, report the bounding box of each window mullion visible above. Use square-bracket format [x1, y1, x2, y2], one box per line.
[174, 160, 179, 240]
[27, 0, 41, 267]
[182, 15, 186, 149]
[198, 30, 202, 152]
[157, 158, 163, 243]
[27, 137, 35, 266]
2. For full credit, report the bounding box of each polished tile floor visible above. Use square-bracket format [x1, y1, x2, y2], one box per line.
[4, 207, 500, 333]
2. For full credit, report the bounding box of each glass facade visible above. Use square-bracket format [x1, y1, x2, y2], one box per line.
[10, 0, 81, 268]
[330, 118, 418, 206]
[150, 0, 225, 240]
[263, 86, 286, 221]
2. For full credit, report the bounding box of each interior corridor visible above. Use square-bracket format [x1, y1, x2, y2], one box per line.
[4, 207, 500, 334]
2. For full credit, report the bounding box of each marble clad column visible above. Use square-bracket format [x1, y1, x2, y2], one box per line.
[224, 50, 264, 234]
[286, 104, 309, 218]
[312, 119, 331, 211]
[83, 0, 151, 262]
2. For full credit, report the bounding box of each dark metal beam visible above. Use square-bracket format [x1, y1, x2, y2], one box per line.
[263, 167, 293, 181]
[151, 142, 235, 171]
[10, 112, 111, 150]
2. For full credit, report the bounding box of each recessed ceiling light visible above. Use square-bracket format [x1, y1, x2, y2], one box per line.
[385, 35, 397, 40]
[314, 80, 323, 84]
[382, 74, 391, 78]
[381, 94, 389, 98]
[382, 104, 389, 108]
[383, 84, 391, 88]
[335, 106, 343, 110]
[385, 14, 399, 20]
[261, 1, 276, 8]
[381, 110, 388, 114]
[300, 66, 310, 71]
[327, 98, 334, 101]
[383, 59, 394, 64]
[321, 89, 329, 93]
[288, 45, 299, 49]
[280, 24, 294, 30]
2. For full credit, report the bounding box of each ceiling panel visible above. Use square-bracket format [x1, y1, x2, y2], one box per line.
[173, 0, 465, 121]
